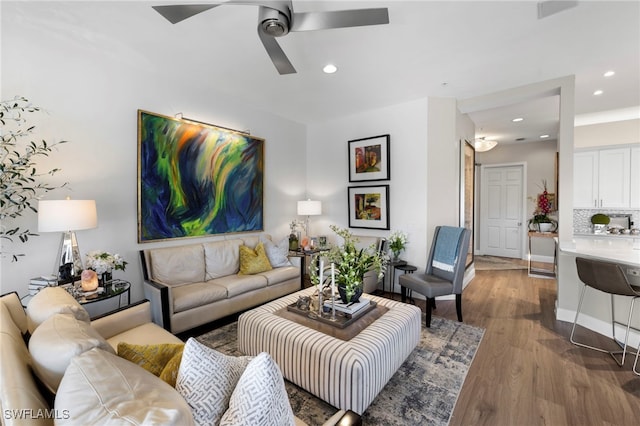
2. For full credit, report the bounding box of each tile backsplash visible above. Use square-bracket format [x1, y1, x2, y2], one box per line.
[573, 209, 640, 233]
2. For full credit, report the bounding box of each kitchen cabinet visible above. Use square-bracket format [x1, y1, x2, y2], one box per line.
[631, 146, 640, 208]
[574, 147, 631, 208]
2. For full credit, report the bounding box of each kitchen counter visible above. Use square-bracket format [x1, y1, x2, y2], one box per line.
[560, 235, 640, 267]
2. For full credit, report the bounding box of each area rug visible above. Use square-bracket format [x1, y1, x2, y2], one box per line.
[197, 314, 484, 426]
[474, 255, 527, 271]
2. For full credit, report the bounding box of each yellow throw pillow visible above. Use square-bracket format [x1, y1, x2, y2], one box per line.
[117, 343, 184, 387]
[238, 242, 273, 275]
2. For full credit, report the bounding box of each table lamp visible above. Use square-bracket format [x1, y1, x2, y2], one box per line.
[297, 199, 322, 237]
[38, 198, 98, 281]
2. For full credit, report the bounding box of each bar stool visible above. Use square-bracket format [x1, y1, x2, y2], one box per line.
[570, 257, 640, 370]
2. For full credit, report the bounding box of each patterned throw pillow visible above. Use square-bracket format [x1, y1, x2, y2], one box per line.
[260, 236, 292, 268]
[117, 343, 184, 387]
[176, 338, 253, 425]
[220, 352, 295, 426]
[238, 242, 273, 275]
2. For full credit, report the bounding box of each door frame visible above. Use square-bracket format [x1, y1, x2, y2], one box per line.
[478, 161, 528, 260]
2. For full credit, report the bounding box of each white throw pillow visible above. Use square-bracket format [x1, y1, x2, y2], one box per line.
[220, 352, 295, 426]
[26, 286, 90, 333]
[29, 313, 115, 393]
[176, 338, 252, 425]
[260, 236, 292, 268]
[56, 347, 194, 425]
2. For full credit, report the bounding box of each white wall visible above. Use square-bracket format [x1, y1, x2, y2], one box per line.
[574, 119, 640, 149]
[306, 98, 430, 293]
[1, 11, 307, 302]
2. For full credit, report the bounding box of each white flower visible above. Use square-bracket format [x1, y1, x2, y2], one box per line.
[85, 250, 127, 275]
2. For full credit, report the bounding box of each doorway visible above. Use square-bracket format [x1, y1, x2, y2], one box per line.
[479, 163, 526, 259]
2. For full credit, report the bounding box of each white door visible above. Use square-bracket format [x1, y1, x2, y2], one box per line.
[480, 165, 524, 258]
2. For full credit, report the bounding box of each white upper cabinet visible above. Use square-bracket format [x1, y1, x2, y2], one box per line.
[574, 147, 632, 208]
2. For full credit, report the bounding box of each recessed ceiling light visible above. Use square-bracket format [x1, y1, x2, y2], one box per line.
[322, 64, 337, 74]
[512, 117, 524, 122]
[540, 134, 550, 139]
[604, 70, 615, 77]
[593, 90, 603, 96]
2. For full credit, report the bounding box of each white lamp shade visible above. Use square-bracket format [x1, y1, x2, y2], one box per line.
[297, 200, 322, 216]
[38, 200, 98, 232]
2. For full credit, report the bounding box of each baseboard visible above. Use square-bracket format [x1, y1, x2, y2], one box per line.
[530, 254, 555, 264]
[556, 307, 640, 350]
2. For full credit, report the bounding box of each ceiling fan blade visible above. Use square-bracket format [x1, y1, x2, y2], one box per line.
[290, 8, 389, 32]
[152, 4, 220, 24]
[537, 1, 578, 19]
[257, 25, 296, 74]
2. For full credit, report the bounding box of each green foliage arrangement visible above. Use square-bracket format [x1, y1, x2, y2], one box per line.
[1, 97, 67, 261]
[327, 225, 387, 301]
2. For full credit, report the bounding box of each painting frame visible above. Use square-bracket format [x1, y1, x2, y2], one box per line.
[460, 139, 475, 267]
[347, 185, 390, 230]
[348, 134, 390, 182]
[137, 109, 264, 243]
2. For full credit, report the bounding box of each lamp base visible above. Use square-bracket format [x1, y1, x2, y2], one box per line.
[55, 231, 84, 282]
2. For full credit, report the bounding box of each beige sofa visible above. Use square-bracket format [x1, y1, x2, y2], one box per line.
[140, 234, 301, 334]
[0, 288, 353, 425]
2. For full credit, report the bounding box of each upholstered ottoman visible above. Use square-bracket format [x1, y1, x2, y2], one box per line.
[237, 288, 422, 414]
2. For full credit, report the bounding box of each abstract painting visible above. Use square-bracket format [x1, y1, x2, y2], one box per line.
[137, 110, 264, 242]
[347, 185, 390, 230]
[348, 134, 390, 182]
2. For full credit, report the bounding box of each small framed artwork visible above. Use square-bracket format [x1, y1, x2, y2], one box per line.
[348, 134, 390, 182]
[347, 185, 390, 230]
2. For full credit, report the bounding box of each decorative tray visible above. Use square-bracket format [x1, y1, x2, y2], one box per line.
[286, 300, 377, 329]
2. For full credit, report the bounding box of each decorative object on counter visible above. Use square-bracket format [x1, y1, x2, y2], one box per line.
[0, 97, 69, 262]
[80, 269, 99, 292]
[388, 230, 408, 261]
[38, 198, 98, 281]
[85, 250, 127, 284]
[327, 225, 387, 304]
[528, 180, 557, 232]
[591, 213, 610, 234]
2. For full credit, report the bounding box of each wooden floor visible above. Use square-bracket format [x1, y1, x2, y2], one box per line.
[391, 268, 640, 426]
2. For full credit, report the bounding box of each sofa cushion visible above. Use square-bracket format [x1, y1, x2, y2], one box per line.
[172, 281, 228, 313]
[150, 244, 205, 286]
[176, 338, 252, 426]
[55, 347, 194, 425]
[213, 274, 267, 298]
[239, 242, 272, 275]
[1, 303, 52, 426]
[258, 266, 300, 286]
[204, 239, 243, 279]
[261, 235, 292, 267]
[0, 292, 28, 335]
[105, 322, 183, 350]
[26, 286, 90, 333]
[29, 313, 115, 393]
[117, 343, 184, 387]
[220, 352, 295, 426]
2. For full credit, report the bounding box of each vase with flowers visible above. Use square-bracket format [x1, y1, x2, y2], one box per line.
[85, 250, 127, 285]
[528, 180, 557, 232]
[327, 225, 387, 304]
[388, 230, 408, 262]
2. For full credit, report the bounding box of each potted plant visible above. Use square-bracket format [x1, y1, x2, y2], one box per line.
[326, 225, 387, 303]
[85, 250, 127, 284]
[1, 97, 68, 261]
[528, 180, 557, 232]
[388, 230, 408, 262]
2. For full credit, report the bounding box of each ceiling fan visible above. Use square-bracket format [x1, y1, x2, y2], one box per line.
[152, 1, 389, 75]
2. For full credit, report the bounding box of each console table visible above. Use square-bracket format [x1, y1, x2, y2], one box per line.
[528, 231, 558, 278]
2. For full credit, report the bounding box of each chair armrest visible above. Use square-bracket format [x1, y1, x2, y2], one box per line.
[323, 410, 362, 426]
[91, 300, 153, 340]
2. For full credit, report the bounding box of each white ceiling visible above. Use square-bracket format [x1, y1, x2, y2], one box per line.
[4, 1, 640, 145]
